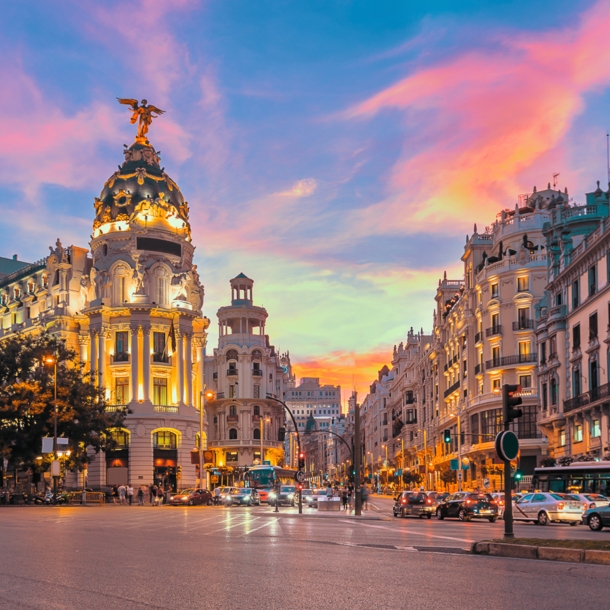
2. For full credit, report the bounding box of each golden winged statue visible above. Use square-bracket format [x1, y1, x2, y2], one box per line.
[117, 98, 165, 142]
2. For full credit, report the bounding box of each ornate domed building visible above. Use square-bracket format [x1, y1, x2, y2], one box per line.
[0, 111, 209, 492]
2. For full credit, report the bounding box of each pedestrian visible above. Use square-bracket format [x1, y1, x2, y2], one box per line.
[127, 485, 134, 505]
[112, 485, 118, 505]
[361, 483, 369, 510]
[118, 484, 126, 505]
[149, 485, 156, 505]
[155, 486, 164, 506]
[347, 487, 353, 513]
[137, 486, 144, 506]
[341, 488, 348, 510]
[326, 484, 333, 499]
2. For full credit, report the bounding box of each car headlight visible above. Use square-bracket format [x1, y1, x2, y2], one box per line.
[287, 493, 294, 499]
[269, 492, 276, 499]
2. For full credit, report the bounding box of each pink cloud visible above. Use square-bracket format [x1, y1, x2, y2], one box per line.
[344, 0, 610, 236]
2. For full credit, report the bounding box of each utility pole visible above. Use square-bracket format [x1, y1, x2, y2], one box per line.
[354, 395, 361, 516]
[456, 413, 462, 492]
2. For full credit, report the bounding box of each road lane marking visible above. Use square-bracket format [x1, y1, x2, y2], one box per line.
[339, 520, 474, 543]
[239, 518, 280, 536]
[203, 517, 260, 535]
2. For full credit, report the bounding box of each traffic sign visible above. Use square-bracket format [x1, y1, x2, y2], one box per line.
[495, 431, 519, 461]
[457, 472, 463, 481]
[295, 470, 305, 483]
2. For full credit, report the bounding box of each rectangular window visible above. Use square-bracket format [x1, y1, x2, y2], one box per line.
[592, 419, 601, 438]
[572, 325, 581, 350]
[229, 385, 236, 398]
[589, 312, 598, 340]
[574, 423, 583, 443]
[550, 378, 557, 406]
[572, 367, 581, 397]
[492, 378, 501, 392]
[115, 331, 128, 355]
[491, 283, 499, 299]
[481, 409, 503, 437]
[254, 385, 260, 398]
[559, 428, 566, 447]
[541, 383, 548, 409]
[119, 276, 126, 303]
[549, 335, 557, 357]
[153, 332, 166, 354]
[153, 378, 168, 405]
[470, 413, 480, 444]
[519, 375, 532, 388]
[540, 342, 547, 364]
[589, 265, 597, 297]
[509, 405, 540, 439]
[491, 312, 499, 331]
[492, 346, 500, 366]
[555, 292, 563, 306]
[572, 280, 579, 310]
[517, 276, 529, 292]
[462, 360, 467, 378]
[517, 307, 529, 328]
[518, 341, 531, 359]
[226, 451, 238, 463]
[115, 377, 129, 404]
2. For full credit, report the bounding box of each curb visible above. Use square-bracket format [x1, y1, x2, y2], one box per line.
[471, 541, 610, 565]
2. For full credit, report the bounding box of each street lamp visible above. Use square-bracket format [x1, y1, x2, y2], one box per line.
[44, 353, 58, 504]
[200, 388, 215, 489]
[260, 416, 271, 465]
[448, 411, 463, 492]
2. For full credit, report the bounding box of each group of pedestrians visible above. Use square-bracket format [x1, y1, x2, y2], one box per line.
[110, 484, 167, 506]
[324, 482, 372, 512]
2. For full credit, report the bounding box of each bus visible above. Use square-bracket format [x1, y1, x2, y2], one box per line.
[245, 466, 297, 490]
[532, 461, 610, 496]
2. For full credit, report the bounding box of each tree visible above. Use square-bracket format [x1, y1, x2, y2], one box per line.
[440, 469, 456, 489]
[0, 333, 126, 474]
[402, 471, 422, 487]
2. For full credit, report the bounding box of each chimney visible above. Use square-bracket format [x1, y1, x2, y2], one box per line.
[12, 254, 17, 261]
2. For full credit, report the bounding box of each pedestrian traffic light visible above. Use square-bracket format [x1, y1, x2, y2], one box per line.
[443, 429, 451, 443]
[502, 384, 523, 424]
[298, 452, 305, 470]
[514, 471, 522, 481]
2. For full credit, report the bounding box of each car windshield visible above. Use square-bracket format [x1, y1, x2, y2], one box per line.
[179, 489, 194, 494]
[467, 494, 491, 501]
[281, 486, 295, 492]
[550, 493, 567, 501]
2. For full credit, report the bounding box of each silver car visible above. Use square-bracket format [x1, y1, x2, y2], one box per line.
[568, 493, 609, 512]
[513, 492, 582, 525]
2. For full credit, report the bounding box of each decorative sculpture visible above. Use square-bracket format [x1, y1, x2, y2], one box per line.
[117, 98, 165, 142]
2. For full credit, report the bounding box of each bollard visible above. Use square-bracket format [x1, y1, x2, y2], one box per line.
[82, 490, 87, 506]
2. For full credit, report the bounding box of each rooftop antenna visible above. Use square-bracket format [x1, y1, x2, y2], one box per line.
[553, 173, 560, 189]
[607, 133, 610, 185]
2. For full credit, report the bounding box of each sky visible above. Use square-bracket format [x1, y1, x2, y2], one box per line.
[1, 0, 610, 406]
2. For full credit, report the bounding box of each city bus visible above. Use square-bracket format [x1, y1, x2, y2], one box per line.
[532, 461, 610, 496]
[245, 465, 297, 489]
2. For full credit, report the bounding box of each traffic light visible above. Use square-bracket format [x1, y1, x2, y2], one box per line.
[514, 471, 522, 481]
[443, 429, 451, 443]
[502, 384, 523, 424]
[298, 452, 305, 470]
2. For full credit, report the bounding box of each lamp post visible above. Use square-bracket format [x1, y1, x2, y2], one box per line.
[260, 416, 270, 466]
[44, 353, 58, 505]
[448, 410, 463, 492]
[382, 444, 388, 485]
[200, 388, 215, 490]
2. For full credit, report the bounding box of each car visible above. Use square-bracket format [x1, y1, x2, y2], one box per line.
[300, 488, 315, 506]
[512, 492, 582, 525]
[170, 488, 213, 506]
[214, 486, 239, 506]
[257, 488, 271, 503]
[568, 493, 609, 511]
[491, 493, 507, 518]
[227, 488, 261, 506]
[436, 492, 499, 522]
[393, 491, 436, 518]
[583, 504, 610, 531]
[270, 485, 297, 506]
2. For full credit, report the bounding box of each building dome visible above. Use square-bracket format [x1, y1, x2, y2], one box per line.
[93, 141, 190, 238]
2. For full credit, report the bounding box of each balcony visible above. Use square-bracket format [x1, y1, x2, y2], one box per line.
[485, 325, 502, 338]
[113, 352, 129, 363]
[227, 368, 238, 377]
[105, 405, 128, 413]
[252, 369, 263, 377]
[513, 319, 535, 331]
[227, 415, 239, 422]
[475, 332, 483, 343]
[564, 382, 610, 413]
[153, 405, 178, 413]
[474, 363, 484, 375]
[443, 380, 460, 398]
[152, 353, 170, 363]
[216, 392, 225, 399]
[405, 395, 415, 405]
[485, 353, 537, 369]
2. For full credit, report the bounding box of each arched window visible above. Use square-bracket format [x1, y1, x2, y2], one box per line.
[153, 266, 169, 307]
[113, 265, 129, 305]
[229, 405, 237, 417]
[252, 349, 262, 360]
[153, 431, 177, 449]
[110, 429, 130, 447]
[226, 349, 238, 361]
[253, 428, 260, 440]
[253, 405, 260, 416]
[229, 428, 238, 440]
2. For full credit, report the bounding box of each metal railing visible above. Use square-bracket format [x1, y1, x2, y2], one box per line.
[485, 325, 502, 337]
[252, 369, 263, 377]
[113, 352, 129, 363]
[513, 319, 535, 330]
[105, 405, 128, 413]
[153, 405, 179, 413]
[564, 381, 610, 413]
[152, 353, 170, 363]
[475, 332, 483, 343]
[474, 363, 483, 375]
[227, 368, 238, 376]
[485, 353, 537, 369]
[443, 380, 460, 398]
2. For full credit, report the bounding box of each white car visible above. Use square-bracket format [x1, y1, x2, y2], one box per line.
[568, 493, 609, 511]
[513, 492, 582, 525]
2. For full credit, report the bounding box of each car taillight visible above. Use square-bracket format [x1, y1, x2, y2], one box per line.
[426, 499, 432, 504]
[401, 499, 407, 504]
[558, 502, 564, 510]
[465, 500, 471, 505]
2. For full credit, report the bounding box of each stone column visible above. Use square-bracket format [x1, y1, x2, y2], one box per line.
[177, 331, 185, 405]
[195, 337, 205, 403]
[185, 332, 193, 407]
[89, 331, 97, 379]
[98, 328, 107, 391]
[130, 324, 140, 403]
[79, 335, 89, 368]
[142, 325, 151, 403]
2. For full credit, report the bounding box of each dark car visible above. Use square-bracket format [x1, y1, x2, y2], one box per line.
[393, 491, 436, 518]
[270, 485, 297, 506]
[170, 488, 213, 506]
[436, 492, 499, 522]
[583, 505, 610, 531]
[228, 488, 261, 506]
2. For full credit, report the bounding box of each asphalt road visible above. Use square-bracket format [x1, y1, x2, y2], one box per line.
[0, 497, 608, 610]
